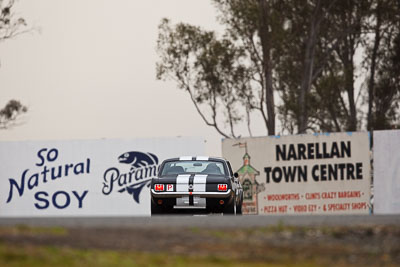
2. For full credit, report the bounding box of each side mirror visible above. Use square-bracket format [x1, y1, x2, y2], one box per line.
[234, 172, 239, 178]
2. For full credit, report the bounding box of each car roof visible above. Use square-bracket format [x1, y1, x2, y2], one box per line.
[162, 156, 226, 162]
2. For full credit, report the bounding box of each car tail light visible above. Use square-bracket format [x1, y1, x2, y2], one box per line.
[154, 184, 164, 191]
[218, 184, 227, 191]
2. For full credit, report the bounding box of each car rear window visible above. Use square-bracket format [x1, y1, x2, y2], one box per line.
[161, 161, 226, 176]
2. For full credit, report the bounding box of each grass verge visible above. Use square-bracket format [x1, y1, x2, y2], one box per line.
[0, 243, 319, 267]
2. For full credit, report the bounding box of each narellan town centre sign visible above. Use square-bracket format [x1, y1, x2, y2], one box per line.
[265, 140, 363, 183]
[222, 132, 371, 215]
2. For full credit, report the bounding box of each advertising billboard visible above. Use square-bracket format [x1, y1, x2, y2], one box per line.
[0, 137, 205, 217]
[222, 132, 371, 215]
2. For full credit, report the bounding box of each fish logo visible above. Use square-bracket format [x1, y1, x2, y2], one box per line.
[118, 151, 158, 170]
[122, 180, 151, 203]
[103, 151, 159, 204]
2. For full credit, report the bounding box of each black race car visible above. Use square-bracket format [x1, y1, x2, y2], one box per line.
[150, 156, 243, 215]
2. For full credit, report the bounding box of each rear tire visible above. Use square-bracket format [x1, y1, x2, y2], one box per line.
[151, 199, 164, 215]
[236, 202, 242, 215]
[236, 193, 243, 215]
[223, 197, 236, 215]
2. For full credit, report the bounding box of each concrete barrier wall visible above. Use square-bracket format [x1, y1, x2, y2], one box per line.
[3, 130, 399, 217]
[0, 137, 205, 217]
[374, 129, 400, 214]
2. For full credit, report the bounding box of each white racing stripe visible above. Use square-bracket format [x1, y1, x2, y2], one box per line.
[193, 174, 207, 192]
[175, 174, 207, 209]
[196, 156, 209, 161]
[176, 174, 190, 191]
[179, 156, 192, 161]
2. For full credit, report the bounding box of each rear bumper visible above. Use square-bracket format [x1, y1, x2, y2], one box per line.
[150, 189, 232, 198]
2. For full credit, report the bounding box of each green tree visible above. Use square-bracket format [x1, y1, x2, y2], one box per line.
[1, 0, 29, 129]
[292, 0, 399, 133]
[0, 0, 28, 42]
[157, 0, 284, 138]
[0, 100, 27, 129]
[365, 0, 400, 130]
[157, 0, 400, 137]
[276, 0, 374, 133]
[304, 0, 372, 132]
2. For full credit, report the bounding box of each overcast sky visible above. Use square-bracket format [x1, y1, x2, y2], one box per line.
[0, 0, 234, 156]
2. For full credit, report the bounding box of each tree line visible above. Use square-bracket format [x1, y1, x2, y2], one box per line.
[156, 0, 400, 137]
[0, 0, 28, 129]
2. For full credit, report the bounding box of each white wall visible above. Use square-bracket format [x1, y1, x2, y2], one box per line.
[0, 137, 205, 217]
[374, 130, 400, 214]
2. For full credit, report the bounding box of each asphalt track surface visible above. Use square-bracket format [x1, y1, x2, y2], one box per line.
[0, 215, 399, 228]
